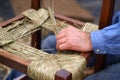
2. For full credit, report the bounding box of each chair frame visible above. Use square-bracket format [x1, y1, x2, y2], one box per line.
[0, 0, 116, 80]
[0, 13, 91, 80]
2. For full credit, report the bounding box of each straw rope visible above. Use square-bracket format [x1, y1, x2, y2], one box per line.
[0, 27, 15, 46]
[0, 7, 98, 80]
[3, 41, 48, 61]
[3, 41, 86, 80]
[5, 8, 49, 40]
[0, 9, 48, 47]
[0, 8, 86, 80]
[82, 22, 98, 32]
[27, 54, 86, 80]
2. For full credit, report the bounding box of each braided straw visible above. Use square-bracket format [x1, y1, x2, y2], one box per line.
[3, 41, 48, 61]
[81, 22, 98, 32]
[2, 8, 49, 43]
[3, 41, 86, 80]
[0, 7, 98, 80]
[0, 27, 15, 46]
[27, 54, 86, 80]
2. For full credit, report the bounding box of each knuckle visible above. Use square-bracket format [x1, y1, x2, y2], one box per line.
[66, 42, 72, 49]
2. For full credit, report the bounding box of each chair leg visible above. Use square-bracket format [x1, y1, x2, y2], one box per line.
[31, 0, 42, 49]
[95, 0, 115, 72]
[55, 69, 72, 80]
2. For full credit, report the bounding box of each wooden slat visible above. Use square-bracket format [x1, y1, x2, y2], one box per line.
[0, 49, 29, 74]
[0, 15, 24, 27]
[95, 0, 115, 72]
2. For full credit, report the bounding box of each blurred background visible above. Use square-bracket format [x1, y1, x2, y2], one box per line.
[0, 0, 120, 80]
[1, 0, 120, 23]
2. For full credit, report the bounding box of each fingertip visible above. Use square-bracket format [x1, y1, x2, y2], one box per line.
[56, 32, 66, 40]
[58, 43, 70, 51]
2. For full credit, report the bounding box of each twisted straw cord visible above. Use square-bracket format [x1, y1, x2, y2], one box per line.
[81, 22, 98, 32]
[0, 9, 49, 46]
[0, 7, 98, 80]
[27, 54, 86, 80]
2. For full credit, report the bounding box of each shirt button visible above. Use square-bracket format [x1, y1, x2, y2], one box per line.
[96, 49, 100, 52]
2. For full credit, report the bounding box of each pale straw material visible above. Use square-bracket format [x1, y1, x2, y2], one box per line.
[27, 54, 86, 80]
[0, 7, 99, 80]
[0, 9, 48, 47]
[3, 41, 48, 61]
[81, 22, 98, 32]
[0, 27, 15, 46]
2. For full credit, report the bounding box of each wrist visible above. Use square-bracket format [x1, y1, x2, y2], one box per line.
[86, 32, 93, 51]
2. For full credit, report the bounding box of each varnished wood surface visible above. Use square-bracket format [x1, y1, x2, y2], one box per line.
[95, 0, 116, 72]
[0, 49, 30, 74]
[99, 0, 115, 29]
[55, 69, 72, 80]
[0, 15, 24, 27]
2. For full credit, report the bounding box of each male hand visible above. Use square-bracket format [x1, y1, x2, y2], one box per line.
[56, 26, 92, 52]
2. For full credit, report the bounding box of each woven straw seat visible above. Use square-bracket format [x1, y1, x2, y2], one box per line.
[0, 8, 98, 80]
[0, 9, 89, 80]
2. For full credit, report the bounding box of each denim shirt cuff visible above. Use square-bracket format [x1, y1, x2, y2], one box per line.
[91, 30, 107, 54]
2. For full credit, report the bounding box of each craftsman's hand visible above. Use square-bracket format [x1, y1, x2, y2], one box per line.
[56, 26, 92, 52]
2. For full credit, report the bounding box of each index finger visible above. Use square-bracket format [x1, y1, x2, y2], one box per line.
[56, 29, 66, 40]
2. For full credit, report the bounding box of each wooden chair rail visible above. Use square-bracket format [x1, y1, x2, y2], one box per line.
[95, 0, 115, 72]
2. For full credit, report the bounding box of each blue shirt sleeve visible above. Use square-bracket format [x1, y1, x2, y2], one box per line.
[91, 22, 120, 55]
